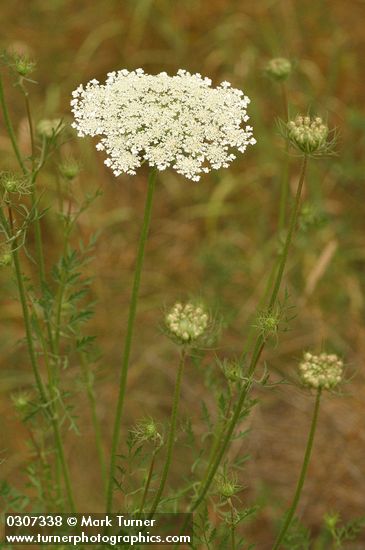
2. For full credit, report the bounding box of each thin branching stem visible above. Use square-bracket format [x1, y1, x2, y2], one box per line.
[149, 348, 186, 515]
[0, 204, 76, 512]
[272, 388, 322, 549]
[278, 82, 290, 233]
[106, 168, 157, 513]
[188, 155, 308, 514]
[139, 448, 158, 513]
[79, 351, 107, 494]
[0, 72, 28, 174]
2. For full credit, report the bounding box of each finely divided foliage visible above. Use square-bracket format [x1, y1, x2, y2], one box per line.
[71, 69, 256, 181]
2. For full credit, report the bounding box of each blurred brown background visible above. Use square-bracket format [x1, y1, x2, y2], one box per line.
[1, 0, 364, 547]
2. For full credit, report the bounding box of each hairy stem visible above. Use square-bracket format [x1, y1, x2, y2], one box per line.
[272, 388, 322, 549]
[106, 168, 157, 513]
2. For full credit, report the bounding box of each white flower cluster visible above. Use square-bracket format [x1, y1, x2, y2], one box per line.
[287, 116, 328, 154]
[71, 69, 256, 181]
[299, 352, 343, 390]
[166, 302, 209, 343]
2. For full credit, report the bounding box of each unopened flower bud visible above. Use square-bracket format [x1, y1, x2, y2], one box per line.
[0, 171, 30, 195]
[286, 115, 329, 154]
[12, 54, 36, 77]
[37, 118, 64, 139]
[220, 358, 242, 383]
[11, 391, 31, 411]
[216, 473, 241, 500]
[265, 57, 292, 81]
[0, 248, 12, 267]
[165, 302, 209, 344]
[299, 352, 343, 390]
[59, 158, 81, 180]
[131, 418, 163, 446]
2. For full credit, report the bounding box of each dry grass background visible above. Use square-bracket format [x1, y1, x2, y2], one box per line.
[1, 1, 365, 547]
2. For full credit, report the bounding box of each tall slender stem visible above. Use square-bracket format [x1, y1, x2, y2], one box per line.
[0, 73, 27, 174]
[0, 74, 76, 511]
[79, 351, 107, 493]
[139, 449, 158, 513]
[278, 83, 290, 232]
[149, 349, 186, 515]
[188, 155, 307, 514]
[106, 168, 157, 513]
[272, 388, 322, 549]
[0, 205, 76, 511]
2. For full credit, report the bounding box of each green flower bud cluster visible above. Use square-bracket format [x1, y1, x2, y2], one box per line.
[59, 157, 81, 180]
[287, 115, 329, 154]
[299, 352, 343, 390]
[12, 54, 36, 77]
[0, 171, 30, 196]
[165, 302, 209, 344]
[220, 358, 242, 383]
[0, 246, 12, 267]
[11, 391, 31, 411]
[131, 417, 163, 446]
[37, 118, 64, 139]
[216, 472, 241, 500]
[265, 57, 292, 81]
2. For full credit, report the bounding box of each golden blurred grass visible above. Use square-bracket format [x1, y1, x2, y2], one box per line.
[1, 0, 365, 546]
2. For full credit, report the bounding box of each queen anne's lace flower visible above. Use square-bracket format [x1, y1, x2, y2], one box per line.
[71, 69, 256, 181]
[299, 352, 343, 390]
[287, 116, 328, 154]
[165, 302, 209, 343]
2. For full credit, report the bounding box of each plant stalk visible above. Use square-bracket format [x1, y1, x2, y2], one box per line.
[272, 387, 322, 549]
[106, 168, 157, 513]
[149, 348, 186, 515]
[189, 155, 307, 514]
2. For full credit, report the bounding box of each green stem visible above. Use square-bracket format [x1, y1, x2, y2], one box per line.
[106, 168, 157, 513]
[0, 72, 27, 174]
[278, 140, 290, 232]
[229, 499, 236, 550]
[139, 448, 158, 513]
[79, 351, 107, 494]
[149, 349, 186, 516]
[188, 155, 307, 514]
[272, 388, 322, 550]
[201, 392, 232, 487]
[0, 205, 76, 512]
[278, 82, 290, 233]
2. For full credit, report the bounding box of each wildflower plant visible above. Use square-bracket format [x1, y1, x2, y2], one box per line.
[70, 68, 256, 513]
[0, 39, 356, 549]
